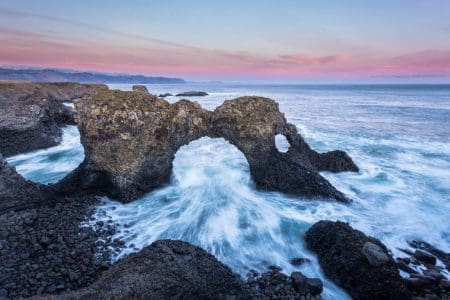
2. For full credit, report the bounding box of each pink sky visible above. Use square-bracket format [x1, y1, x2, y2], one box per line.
[1, 2, 450, 81]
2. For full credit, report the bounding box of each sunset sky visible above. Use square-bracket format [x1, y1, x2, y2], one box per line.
[1, 0, 450, 81]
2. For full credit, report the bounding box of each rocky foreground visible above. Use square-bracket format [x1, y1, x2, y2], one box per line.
[1, 82, 449, 299]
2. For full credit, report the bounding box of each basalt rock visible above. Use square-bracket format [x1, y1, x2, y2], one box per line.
[131, 85, 150, 94]
[0, 82, 108, 156]
[0, 81, 108, 109]
[60, 239, 243, 299]
[0, 153, 56, 212]
[0, 92, 75, 156]
[158, 92, 173, 97]
[176, 91, 208, 96]
[305, 220, 411, 300]
[56, 91, 358, 202]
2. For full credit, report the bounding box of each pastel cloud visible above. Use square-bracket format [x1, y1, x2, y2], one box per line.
[0, 5, 450, 79]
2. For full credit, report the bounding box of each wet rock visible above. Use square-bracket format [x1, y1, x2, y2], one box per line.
[131, 85, 149, 94]
[62, 240, 242, 299]
[440, 279, 450, 289]
[0, 195, 123, 299]
[413, 250, 437, 266]
[57, 92, 358, 203]
[422, 269, 444, 280]
[407, 275, 435, 290]
[241, 268, 322, 299]
[396, 260, 418, 274]
[291, 272, 323, 295]
[175, 91, 208, 96]
[305, 220, 410, 299]
[291, 257, 309, 266]
[362, 241, 390, 266]
[409, 240, 449, 270]
[158, 93, 172, 97]
[0, 154, 56, 212]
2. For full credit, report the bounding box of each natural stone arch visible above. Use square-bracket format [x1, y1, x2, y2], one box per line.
[56, 90, 358, 203]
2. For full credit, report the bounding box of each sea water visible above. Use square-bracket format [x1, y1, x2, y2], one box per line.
[8, 83, 450, 299]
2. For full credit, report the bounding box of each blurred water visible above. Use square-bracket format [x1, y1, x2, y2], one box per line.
[7, 126, 83, 184]
[8, 83, 450, 299]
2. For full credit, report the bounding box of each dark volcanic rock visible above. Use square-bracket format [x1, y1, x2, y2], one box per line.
[242, 269, 323, 299]
[0, 92, 74, 156]
[0, 195, 122, 299]
[413, 249, 437, 266]
[176, 90, 208, 96]
[305, 220, 411, 300]
[158, 92, 173, 97]
[0, 153, 55, 212]
[212, 97, 358, 201]
[61, 239, 242, 299]
[409, 240, 449, 270]
[56, 92, 358, 203]
[0, 82, 107, 156]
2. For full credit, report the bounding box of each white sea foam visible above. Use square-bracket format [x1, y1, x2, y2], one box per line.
[7, 126, 84, 184]
[9, 84, 450, 300]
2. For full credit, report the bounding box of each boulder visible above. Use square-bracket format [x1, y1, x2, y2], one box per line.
[158, 93, 173, 97]
[60, 239, 242, 299]
[0, 153, 55, 212]
[305, 220, 411, 299]
[131, 85, 149, 94]
[176, 91, 208, 96]
[56, 92, 358, 202]
[290, 271, 323, 295]
[362, 241, 390, 267]
[413, 250, 437, 265]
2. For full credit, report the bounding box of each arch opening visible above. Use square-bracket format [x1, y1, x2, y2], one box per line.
[275, 134, 290, 153]
[6, 125, 85, 184]
[172, 136, 252, 190]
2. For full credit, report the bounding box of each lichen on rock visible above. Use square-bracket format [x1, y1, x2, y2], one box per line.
[56, 91, 358, 202]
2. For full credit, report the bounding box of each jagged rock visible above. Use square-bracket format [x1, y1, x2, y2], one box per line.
[0, 92, 74, 156]
[0, 153, 56, 212]
[59, 240, 242, 299]
[131, 85, 149, 94]
[305, 220, 411, 300]
[0, 82, 107, 156]
[176, 91, 208, 96]
[212, 97, 358, 201]
[413, 250, 437, 266]
[409, 241, 448, 269]
[56, 92, 358, 202]
[158, 93, 173, 97]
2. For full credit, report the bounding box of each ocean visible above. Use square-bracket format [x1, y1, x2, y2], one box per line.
[7, 83, 450, 299]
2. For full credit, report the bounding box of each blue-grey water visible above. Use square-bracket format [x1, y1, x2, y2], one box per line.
[7, 83, 450, 299]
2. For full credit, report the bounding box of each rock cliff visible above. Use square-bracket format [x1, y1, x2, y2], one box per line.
[0, 81, 108, 156]
[0, 154, 55, 212]
[57, 91, 358, 202]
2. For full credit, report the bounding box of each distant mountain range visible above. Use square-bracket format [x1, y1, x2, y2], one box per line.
[0, 67, 185, 84]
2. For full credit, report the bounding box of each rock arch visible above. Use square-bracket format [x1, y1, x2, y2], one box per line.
[56, 90, 358, 203]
